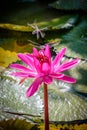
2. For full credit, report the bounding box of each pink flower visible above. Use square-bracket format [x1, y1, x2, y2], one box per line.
[10, 45, 79, 97]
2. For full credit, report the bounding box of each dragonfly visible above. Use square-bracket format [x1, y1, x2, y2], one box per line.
[27, 23, 48, 40]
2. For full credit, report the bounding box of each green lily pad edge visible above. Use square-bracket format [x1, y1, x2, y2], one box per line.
[0, 118, 87, 130]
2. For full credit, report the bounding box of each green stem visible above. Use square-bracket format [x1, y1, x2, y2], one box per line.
[44, 83, 49, 130]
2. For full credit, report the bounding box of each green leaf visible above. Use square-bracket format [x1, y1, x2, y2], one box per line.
[50, 0, 87, 11]
[60, 17, 87, 58]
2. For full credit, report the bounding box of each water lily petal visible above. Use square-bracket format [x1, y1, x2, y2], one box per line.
[26, 53, 33, 58]
[10, 64, 32, 72]
[33, 47, 39, 56]
[57, 75, 76, 83]
[18, 53, 34, 69]
[44, 44, 51, 60]
[44, 76, 53, 84]
[58, 58, 79, 72]
[42, 62, 50, 74]
[34, 57, 42, 73]
[10, 45, 79, 98]
[53, 48, 66, 66]
[18, 53, 29, 64]
[26, 78, 43, 97]
[25, 55, 37, 71]
[50, 73, 64, 78]
[11, 72, 36, 78]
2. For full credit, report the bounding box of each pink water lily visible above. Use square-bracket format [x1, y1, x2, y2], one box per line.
[10, 45, 79, 97]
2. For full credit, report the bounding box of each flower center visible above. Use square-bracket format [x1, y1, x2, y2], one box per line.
[36, 54, 49, 64]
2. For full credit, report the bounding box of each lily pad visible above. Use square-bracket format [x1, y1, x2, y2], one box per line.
[0, 118, 87, 130]
[0, 67, 87, 121]
[0, 118, 37, 130]
[0, 47, 17, 67]
[0, 39, 34, 67]
[55, 17, 87, 58]
[0, 23, 33, 32]
[50, 0, 87, 11]
[0, 14, 79, 31]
